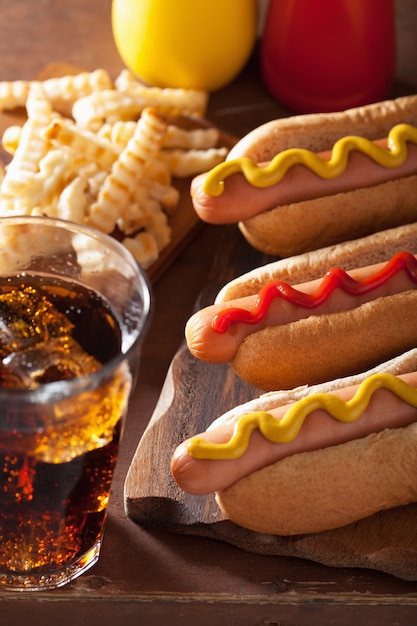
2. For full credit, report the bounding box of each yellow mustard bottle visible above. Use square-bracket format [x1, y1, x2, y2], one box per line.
[111, 0, 258, 92]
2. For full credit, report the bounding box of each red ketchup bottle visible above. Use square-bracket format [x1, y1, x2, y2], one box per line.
[260, 0, 396, 113]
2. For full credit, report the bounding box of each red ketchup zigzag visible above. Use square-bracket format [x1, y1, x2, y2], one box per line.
[212, 251, 417, 333]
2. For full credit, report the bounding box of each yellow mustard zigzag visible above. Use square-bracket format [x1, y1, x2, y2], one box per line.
[187, 372, 417, 460]
[203, 123, 417, 197]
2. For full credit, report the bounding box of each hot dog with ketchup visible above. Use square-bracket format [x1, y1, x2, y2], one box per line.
[215, 222, 417, 303]
[186, 245, 417, 391]
[191, 95, 417, 257]
[171, 350, 417, 535]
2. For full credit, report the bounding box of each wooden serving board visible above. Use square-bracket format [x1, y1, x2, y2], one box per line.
[0, 63, 236, 285]
[125, 225, 417, 582]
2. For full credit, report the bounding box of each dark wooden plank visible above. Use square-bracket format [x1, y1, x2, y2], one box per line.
[125, 225, 417, 582]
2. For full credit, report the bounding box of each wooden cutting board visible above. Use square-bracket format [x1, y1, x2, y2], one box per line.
[0, 63, 236, 284]
[125, 224, 417, 582]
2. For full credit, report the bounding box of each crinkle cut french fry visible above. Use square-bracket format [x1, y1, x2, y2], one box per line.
[162, 146, 229, 177]
[114, 68, 208, 117]
[72, 90, 145, 128]
[1, 83, 53, 196]
[2, 125, 23, 155]
[0, 70, 113, 112]
[0, 190, 34, 217]
[102, 120, 137, 148]
[70, 231, 120, 277]
[142, 198, 171, 251]
[0, 80, 31, 111]
[163, 125, 220, 149]
[140, 179, 180, 215]
[117, 201, 148, 235]
[73, 86, 208, 129]
[114, 69, 140, 92]
[44, 118, 120, 171]
[143, 153, 172, 185]
[122, 231, 159, 269]
[55, 176, 88, 224]
[0, 219, 69, 272]
[122, 84, 209, 118]
[87, 107, 167, 233]
[82, 167, 107, 198]
[27, 149, 74, 209]
[41, 69, 113, 103]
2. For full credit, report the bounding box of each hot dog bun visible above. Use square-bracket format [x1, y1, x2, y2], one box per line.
[231, 290, 417, 391]
[227, 95, 417, 160]
[216, 423, 417, 535]
[239, 176, 417, 257]
[191, 95, 417, 257]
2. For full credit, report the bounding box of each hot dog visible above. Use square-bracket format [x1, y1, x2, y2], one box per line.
[191, 95, 417, 257]
[186, 245, 417, 391]
[170, 350, 417, 535]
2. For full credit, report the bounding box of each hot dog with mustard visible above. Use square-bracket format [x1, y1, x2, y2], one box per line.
[191, 95, 417, 256]
[171, 351, 417, 535]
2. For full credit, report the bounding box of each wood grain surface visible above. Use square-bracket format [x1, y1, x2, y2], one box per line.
[125, 224, 417, 582]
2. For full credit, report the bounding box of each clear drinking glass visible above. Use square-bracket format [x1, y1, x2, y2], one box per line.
[0, 216, 151, 591]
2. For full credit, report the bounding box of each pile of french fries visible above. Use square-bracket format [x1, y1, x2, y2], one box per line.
[0, 68, 228, 269]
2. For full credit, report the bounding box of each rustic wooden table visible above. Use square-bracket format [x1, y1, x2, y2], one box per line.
[1, 1, 417, 624]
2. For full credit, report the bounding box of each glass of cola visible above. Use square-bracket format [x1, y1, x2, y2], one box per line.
[0, 216, 151, 590]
